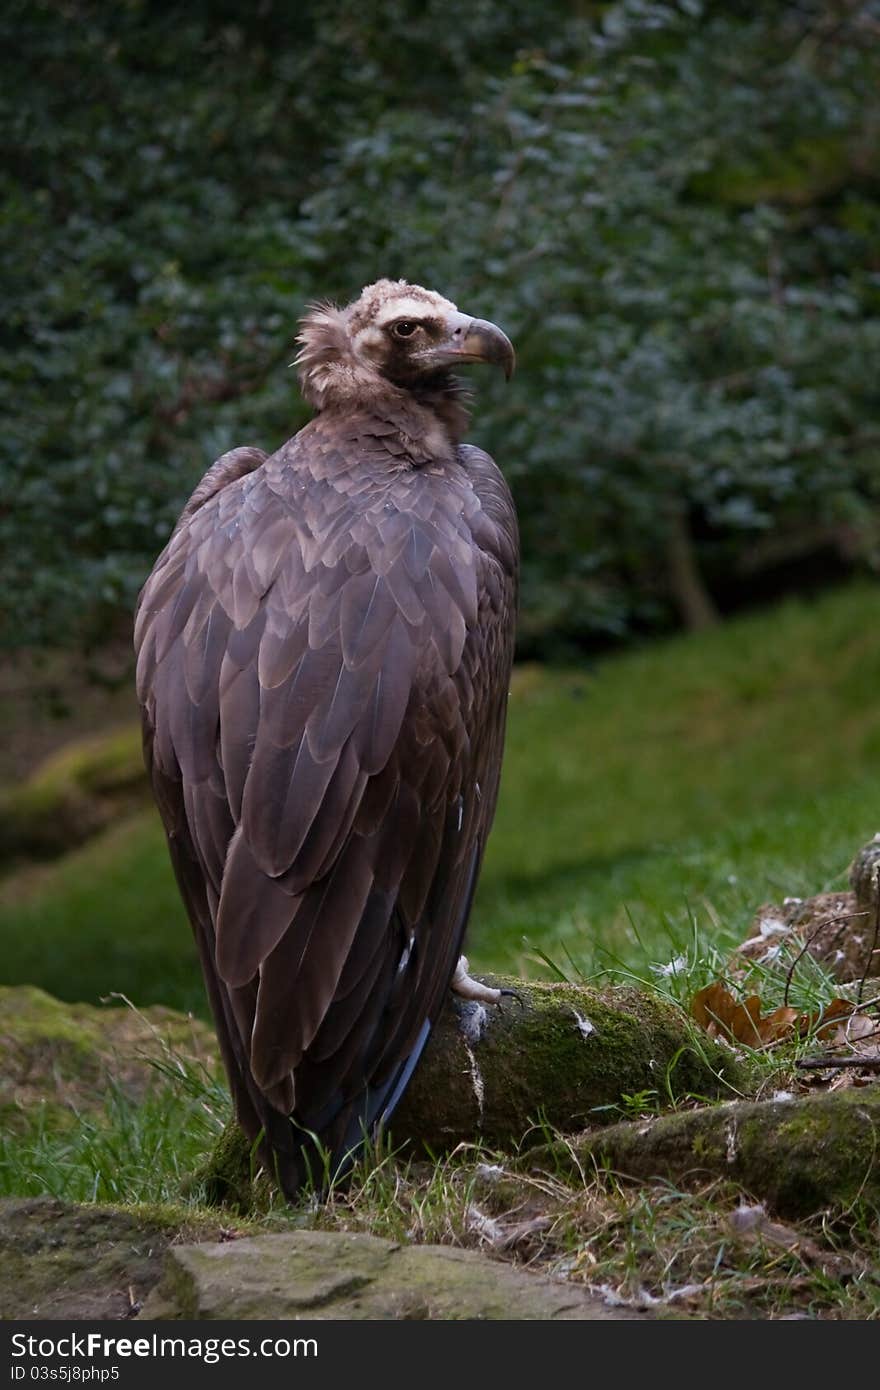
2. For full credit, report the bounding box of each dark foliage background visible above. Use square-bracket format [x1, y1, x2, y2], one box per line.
[3, 0, 879, 656]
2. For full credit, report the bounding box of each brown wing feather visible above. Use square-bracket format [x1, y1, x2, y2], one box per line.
[135, 417, 517, 1195]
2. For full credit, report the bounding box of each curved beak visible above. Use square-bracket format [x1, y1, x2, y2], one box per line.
[459, 317, 516, 379]
[419, 311, 516, 380]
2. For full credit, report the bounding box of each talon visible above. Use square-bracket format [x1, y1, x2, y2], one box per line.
[498, 987, 525, 1011]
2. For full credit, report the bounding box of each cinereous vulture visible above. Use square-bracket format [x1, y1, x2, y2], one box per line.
[134, 279, 518, 1196]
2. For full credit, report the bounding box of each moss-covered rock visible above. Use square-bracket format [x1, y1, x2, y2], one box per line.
[184, 1123, 274, 1216]
[533, 1086, 880, 1218]
[390, 976, 745, 1154]
[0, 1196, 243, 1320]
[0, 984, 217, 1132]
[0, 725, 147, 862]
[142, 1227, 642, 1321]
[0, 1194, 642, 1321]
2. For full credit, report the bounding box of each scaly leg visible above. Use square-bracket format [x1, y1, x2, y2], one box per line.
[451, 956, 522, 1007]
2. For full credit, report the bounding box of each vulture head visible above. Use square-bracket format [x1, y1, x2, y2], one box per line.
[296, 279, 515, 415]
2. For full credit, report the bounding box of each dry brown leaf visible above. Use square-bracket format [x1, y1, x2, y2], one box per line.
[837, 1014, 877, 1043]
[691, 982, 737, 1033]
[759, 1005, 800, 1043]
[691, 983, 798, 1046]
[691, 983, 880, 1053]
[823, 1024, 865, 1048]
[800, 997, 854, 1040]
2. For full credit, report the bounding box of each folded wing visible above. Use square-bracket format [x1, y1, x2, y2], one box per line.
[135, 427, 517, 1192]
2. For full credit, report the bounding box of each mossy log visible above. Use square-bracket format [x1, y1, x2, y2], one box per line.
[529, 1086, 880, 1218]
[198, 977, 744, 1205]
[389, 976, 743, 1152]
[0, 726, 147, 862]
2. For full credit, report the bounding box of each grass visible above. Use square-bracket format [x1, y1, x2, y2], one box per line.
[474, 580, 880, 978]
[0, 1073, 225, 1205]
[0, 813, 205, 1014]
[2, 581, 879, 1013]
[307, 1142, 880, 1319]
[0, 997, 230, 1205]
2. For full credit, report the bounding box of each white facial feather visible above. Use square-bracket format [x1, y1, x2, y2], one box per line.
[371, 292, 457, 327]
[350, 325, 385, 357]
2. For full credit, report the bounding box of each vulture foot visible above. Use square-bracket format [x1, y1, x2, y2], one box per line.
[451, 956, 523, 1009]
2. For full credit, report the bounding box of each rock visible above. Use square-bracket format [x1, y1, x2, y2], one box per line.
[0, 726, 147, 863]
[0, 1197, 235, 1320]
[531, 1084, 880, 1218]
[0, 985, 218, 1133]
[142, 1228, 642, 1321]
[850, 835, 880, 918]
[0, 1196, 642, 1322]
[736, 891, 877, 984]
[392, 976, 744, 1153]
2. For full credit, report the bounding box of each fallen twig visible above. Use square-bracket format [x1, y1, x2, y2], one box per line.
[795, 1055, 880, 1071]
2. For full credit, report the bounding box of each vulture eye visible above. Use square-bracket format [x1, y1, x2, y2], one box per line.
[391, 320, 419, 339]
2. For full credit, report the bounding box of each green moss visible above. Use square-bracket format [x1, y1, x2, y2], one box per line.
[0, 982, 93, 1044]
[543, 1087, 880, 1218]
[144, 1227, 638, 1321]
[20, 727, 144, 797]
[0, 725, 146, 861]
[0, 983, 217, 1119]
[0, 1196, 253, 1320]
[187, 1123, 275, 1215]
